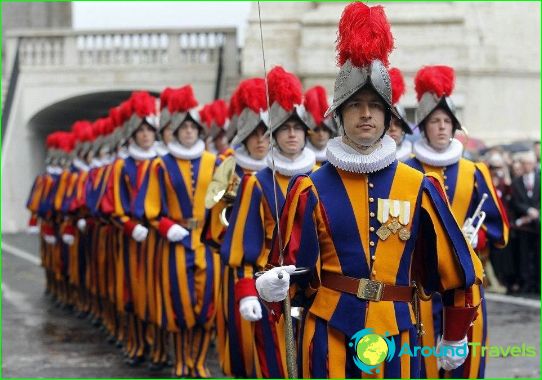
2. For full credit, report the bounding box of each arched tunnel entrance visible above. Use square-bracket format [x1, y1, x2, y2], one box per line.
[27, 90, 159, 163]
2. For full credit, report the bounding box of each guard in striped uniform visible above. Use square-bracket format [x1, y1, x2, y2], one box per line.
[256, 3, 484, 378]
[134, 85, 217, 378]
[405, 65, 509, 379]
[102, 91, 158, 366]
[223, 66, 317, 378]
[203, 78, 270, 377]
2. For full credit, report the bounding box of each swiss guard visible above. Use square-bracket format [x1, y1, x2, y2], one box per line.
[221, 66, 316, 378]
[387, 67, 413, 161]
[102, 91, 158, 366]
[255, 2, 484, 378]
[134, 85, 217, 378]
[405, 65, 509, 379]
[204, 77, 270, 377]
[304, 85, 337, 166]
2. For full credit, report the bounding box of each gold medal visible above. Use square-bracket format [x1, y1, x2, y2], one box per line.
[388, 219, 401, 234]
[376, 225, 391, 241]
[399, 227, 411, 241]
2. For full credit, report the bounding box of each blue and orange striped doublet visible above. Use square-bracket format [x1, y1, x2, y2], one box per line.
[220, 167, 315, 379]
[405, 157, 509, 379]
[135, 150, 217, 378]
[266, 161, 484, 378]
[202, 157, 261, 378]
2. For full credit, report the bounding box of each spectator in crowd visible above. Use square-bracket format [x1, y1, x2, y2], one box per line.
[511, 151, 540, 294]
[533, 140, 540, 171]
[485, 153, 515, 293]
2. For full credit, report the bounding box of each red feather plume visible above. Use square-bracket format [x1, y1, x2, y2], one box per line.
[168, 85, 199, 113]
[388, 67, 405, 105]
[414, 65, 455, 101]
[228, 88, 242, 118]
[238, 78, 268, 114]
[119, 100, 133, 123]
[336, 2, 394, 67]
[211, 99, 229, 128]
[131, 91, 157, 118]
[304, 86, 329, 126]
[267, 66, 302, 112]
[109, 106, 123, 128]
[199, 104, 213, 129]
[72, 120, 94, 143]
[160, 87, 174, 110]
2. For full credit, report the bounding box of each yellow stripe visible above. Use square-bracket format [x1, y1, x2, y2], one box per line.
[229, 176, 258, 267]
[192, 152, 216, 248]
[451, 159, 476, 224]
[420, 299, 439, 378]
[174, 244, 196, 328]
[144, 158, 164, 223]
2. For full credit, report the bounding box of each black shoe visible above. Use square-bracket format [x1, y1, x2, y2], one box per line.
[148, 362, 166, 371]
[125, 356, 145, 367]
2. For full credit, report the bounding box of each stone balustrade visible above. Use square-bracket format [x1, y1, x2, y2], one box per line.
[6, 27, 237, 68]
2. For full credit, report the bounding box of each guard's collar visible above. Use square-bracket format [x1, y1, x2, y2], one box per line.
[396, 140, 412, 162]
[306, 141, 327, 162]
[326, 134, 396, 174]
[128, 143, 157, 161]
[235, 146, 267, 172]
[266, 147, 316, 177]
[167, 139, 205, 160]
[413, 138, 463, 167]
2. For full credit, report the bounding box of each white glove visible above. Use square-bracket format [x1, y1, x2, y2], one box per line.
[77, 218, 87, 232]
[437, 336, 469, 371]
[27, 225, 40, 234]
[166, 224, 189, 242]
[462, 224, 478, 249]
[255, 265, 296, 302]
[62, 234, 75, 246]
[131, 224, 148, 242]
[239, 296, 262, 322]
[44, 235, 57, 245]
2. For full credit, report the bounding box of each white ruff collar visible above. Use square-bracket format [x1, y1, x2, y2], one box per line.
[118, 147, 129, 159]
[46, 166, 62, 175]
[235, 146, 267, 172]
[73, 158, 89, 172]
[154, 141, 169, 157]
[396, 140, 413, 162]
[413, 138, 463, 167]
[90, 158, 104, 169]
[267, 147, 316, 177]
[326, 135, 396, 174]
[307, 141, 327, 162]
[167, 139, 205, 160]
[128, 143, 156, 161]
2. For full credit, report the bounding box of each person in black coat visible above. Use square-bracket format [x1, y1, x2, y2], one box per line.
[511, 151, 540, 293]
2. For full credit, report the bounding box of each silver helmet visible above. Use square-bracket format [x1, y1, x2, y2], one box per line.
[324, 3, 405, 131]
[266, 66, 311, 136]
[414, 65, 461, 131]
[230, 77, 270, 146]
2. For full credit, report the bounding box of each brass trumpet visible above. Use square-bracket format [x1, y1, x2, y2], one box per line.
[462, 193, 488, 246]
[205, 157, 241, 227]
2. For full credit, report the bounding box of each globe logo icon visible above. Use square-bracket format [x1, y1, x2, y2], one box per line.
[356, 334, 388, 366]
[349, 328, 396, 374]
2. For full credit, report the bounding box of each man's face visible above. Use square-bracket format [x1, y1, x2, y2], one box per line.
[161, 127, 174, 145]
[245, 124, 270, 160]
[275, 119, 306, 156]
[340, 87, 386, 146]
[424, 108, 453, 151]
[133, 123, 156, 150]
[387, 118, 404, 145]
[522, 157, 536, 174]
[309, 126, 331, 150]
[176, 120, 199, 147]
[533, 142, 540, 161]
[213, 131, 229, 153]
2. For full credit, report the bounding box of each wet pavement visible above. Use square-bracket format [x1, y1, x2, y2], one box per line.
[2, 233, 540, 378]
